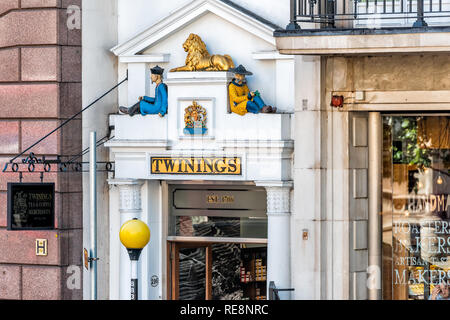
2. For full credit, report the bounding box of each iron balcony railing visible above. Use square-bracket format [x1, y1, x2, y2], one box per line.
[286, 0, 450, 29]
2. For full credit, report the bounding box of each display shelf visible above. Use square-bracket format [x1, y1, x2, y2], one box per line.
[239, 246, 267, 300]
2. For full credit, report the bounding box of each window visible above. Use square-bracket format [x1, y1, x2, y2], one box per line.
[382, 116, 450, 300]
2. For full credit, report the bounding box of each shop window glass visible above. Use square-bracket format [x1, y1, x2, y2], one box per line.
[382, 116, 450, 300]
[174, 216, 268, 239]
[179, 247, 206, 300]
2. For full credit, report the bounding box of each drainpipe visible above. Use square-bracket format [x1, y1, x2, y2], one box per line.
[368, 113, 382, 300]
[90, 131, 98, 300]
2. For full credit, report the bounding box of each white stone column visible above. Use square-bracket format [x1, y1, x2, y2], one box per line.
[259, 181, 293, 300]
[116, 179, 144, 300]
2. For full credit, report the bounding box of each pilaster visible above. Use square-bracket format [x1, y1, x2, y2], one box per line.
[108, 179, 144, 300]
[256, 180, 292, 299]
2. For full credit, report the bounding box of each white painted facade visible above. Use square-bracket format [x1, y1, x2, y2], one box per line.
[81, 0, 446, 301]
[82, 0, 300, 300]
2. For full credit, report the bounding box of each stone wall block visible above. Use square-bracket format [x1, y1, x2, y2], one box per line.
[59, 82, 81, 118]
[21, 0, 60, 8]
[0, 192, 6, 227]
[0, 10, 58, 47]
[0, 120, 20, 154]
[0, 229, 60, 265]
[352, 169, 368, 199]
[60, 192, 82, 229]
[61, 229, 82, 266]
[350, 198, 369, 221]
[58, 171, 82, 193]
[0, 84, 59, 118]
[352, 220, 368, 250]
[21, 120, 59, 155]
[0, 0, 19, 16]
[61, 0, 81, 8]
[351, 271, 368, 300]
[349, 249, 368, 273]
[60, 118, 81, 156]
[61, 46, 81, 82]
[0, 48, 19, 82]
[0, 264, 21, 300]
[22, 266, 61, 300]
[21, 47, 60, 81]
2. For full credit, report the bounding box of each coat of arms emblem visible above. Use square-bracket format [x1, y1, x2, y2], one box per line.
[184, 101, 207, 135]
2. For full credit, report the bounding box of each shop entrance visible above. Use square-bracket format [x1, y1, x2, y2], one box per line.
[166, 183, 269, 300]
[167, 240, 268, 300]
[168, 242, 212, 300]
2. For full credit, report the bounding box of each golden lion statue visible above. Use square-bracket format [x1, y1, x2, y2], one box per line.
[170, 33, 235, 72]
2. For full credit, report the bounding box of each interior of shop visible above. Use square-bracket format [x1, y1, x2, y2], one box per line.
[382, 116, 450, 300]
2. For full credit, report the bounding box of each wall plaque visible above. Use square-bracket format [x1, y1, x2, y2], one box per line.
[35, 239, 48, 256]
[7, 183, 55, 230]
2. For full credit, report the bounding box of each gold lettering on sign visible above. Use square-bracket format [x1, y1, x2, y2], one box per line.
[207, 195, 218, 203]
[222, 195, 234, 203]
[206, 194, 235, 204]
[151, 157, 242, 175]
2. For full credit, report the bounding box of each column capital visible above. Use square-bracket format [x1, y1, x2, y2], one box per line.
[107, 178, 145, 187]
[254, 180, 293, 189]
[108, 179, 144, 214]
[256, 181, 292, 215]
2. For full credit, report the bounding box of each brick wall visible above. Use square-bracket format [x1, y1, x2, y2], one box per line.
[0, 0, 82, 300]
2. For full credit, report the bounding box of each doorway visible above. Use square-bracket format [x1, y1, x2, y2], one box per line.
[168, 242, 212, 300]
[166, 183, 269, 300]
[167, 240, 268, 300]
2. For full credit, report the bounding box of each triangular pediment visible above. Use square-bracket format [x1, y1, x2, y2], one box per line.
[111, 0, 280, 57]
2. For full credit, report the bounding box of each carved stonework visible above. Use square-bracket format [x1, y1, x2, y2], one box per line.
[265, 186, 291, 214]
[118, 182, 143, 213]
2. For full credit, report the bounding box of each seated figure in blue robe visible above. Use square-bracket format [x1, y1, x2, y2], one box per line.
[119, 65, 168, 117]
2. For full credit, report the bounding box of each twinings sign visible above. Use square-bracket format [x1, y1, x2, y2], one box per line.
[151, 157, 241, 175]
[7, 183, 55, 230]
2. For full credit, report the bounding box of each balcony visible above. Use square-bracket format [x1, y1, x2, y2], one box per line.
[109, 112, 292, 145]
[106, 113, 293, 182]
[274, 0, 450, 55]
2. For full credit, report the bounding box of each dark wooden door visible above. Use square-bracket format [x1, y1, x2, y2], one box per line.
[168, 242, 212, 300]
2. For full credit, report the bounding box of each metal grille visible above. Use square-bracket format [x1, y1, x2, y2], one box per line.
[287, 0, 450, 28]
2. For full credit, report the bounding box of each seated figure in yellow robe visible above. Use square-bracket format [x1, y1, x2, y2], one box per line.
[228, 65, 276, 116]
